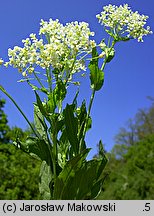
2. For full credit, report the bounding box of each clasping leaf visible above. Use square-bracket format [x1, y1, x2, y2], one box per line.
[89, 47, 104, 91]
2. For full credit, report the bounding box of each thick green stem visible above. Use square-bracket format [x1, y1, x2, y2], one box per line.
[50, 118, 59, 182]
[0, 85, 38, 138]
[53, 134, 58, 181]
[87, 89, 96, 119]
[46, 67, 52, 93]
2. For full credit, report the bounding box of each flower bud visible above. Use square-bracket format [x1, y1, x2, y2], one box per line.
[22, 71, 27, 77]
[99, 52, 105, 58]
[0, 59, 4, 65]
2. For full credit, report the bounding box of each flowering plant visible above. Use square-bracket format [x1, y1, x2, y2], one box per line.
[0, 4, 152, 199]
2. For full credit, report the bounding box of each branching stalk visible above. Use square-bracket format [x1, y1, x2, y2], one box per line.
[33, 70, 45, 89]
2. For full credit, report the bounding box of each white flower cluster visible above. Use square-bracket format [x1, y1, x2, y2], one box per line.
[96, 4, 152, 42]
[5, 19, 96, 77]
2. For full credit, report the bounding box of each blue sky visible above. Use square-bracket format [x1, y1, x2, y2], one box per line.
[0, 0, 154, 158]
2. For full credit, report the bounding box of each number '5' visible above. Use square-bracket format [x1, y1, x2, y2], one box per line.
[145, 203, 150, 211]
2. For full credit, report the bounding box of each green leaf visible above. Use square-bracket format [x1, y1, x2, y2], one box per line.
[35, 91, 47, 117]
[39, 161, 53, 199]
[46, 92, 56, 114]
[26, 137, 51, 162]
[27, 81, 40, 91]
[75, 160, 101, 199]
[58, 128, 70, 166]
[15, 135, 52, 166]
[89, 47, 104, 91]
[54, 149, 107, 199]
[91, 46, 98, 61]
[34, 104, 48, 139]
[27, 81, 48, 94]
[77, 100, 91, 151]
[63, 104, 79, 155]
[40, 87, 48, 94]
[54, 80, 67, 104]
[90, 179, 104, 199]
[53, 149, 90, 199]
[73, 157, 107, 199]
[72, 89, 79, 109]
[78, 100, 91, 131]
[105, 48, 115, 63]
[89, 62, 104, 91]
[120, 36, 130, 42]
[98, 140, 106, 159]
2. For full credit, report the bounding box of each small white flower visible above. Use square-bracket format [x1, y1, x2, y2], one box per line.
[22, 71, 27, 76]
[5, 18, 95, 82]
[99, 52, 105, 58]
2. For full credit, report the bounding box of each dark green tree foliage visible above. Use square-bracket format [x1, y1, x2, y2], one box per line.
[0, 144, 40, 199]
[97, 102, 154, 200]
[0, 98, 40, 199]
[115, 101, 154, 148]
[0, 99, 10, 143]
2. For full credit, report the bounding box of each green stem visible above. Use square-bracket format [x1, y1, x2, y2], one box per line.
[64, 54, 77, 86]
[101, 59, 107, 71]
[50, 120, 59, 184]
[46, 67, 52, 93]
[107, 35, 112, 47]
[53, 133, 58, 181]
[87, 89, 96, 119]
[80, 40, 117, 152]
[0, 85, 38, 138]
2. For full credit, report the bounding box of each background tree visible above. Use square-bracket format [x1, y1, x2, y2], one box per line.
[97, 100, 154, 200]
[115, 99, 154, 148]
[0, 99, 10, 143]
[0, 98, 41, 199]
